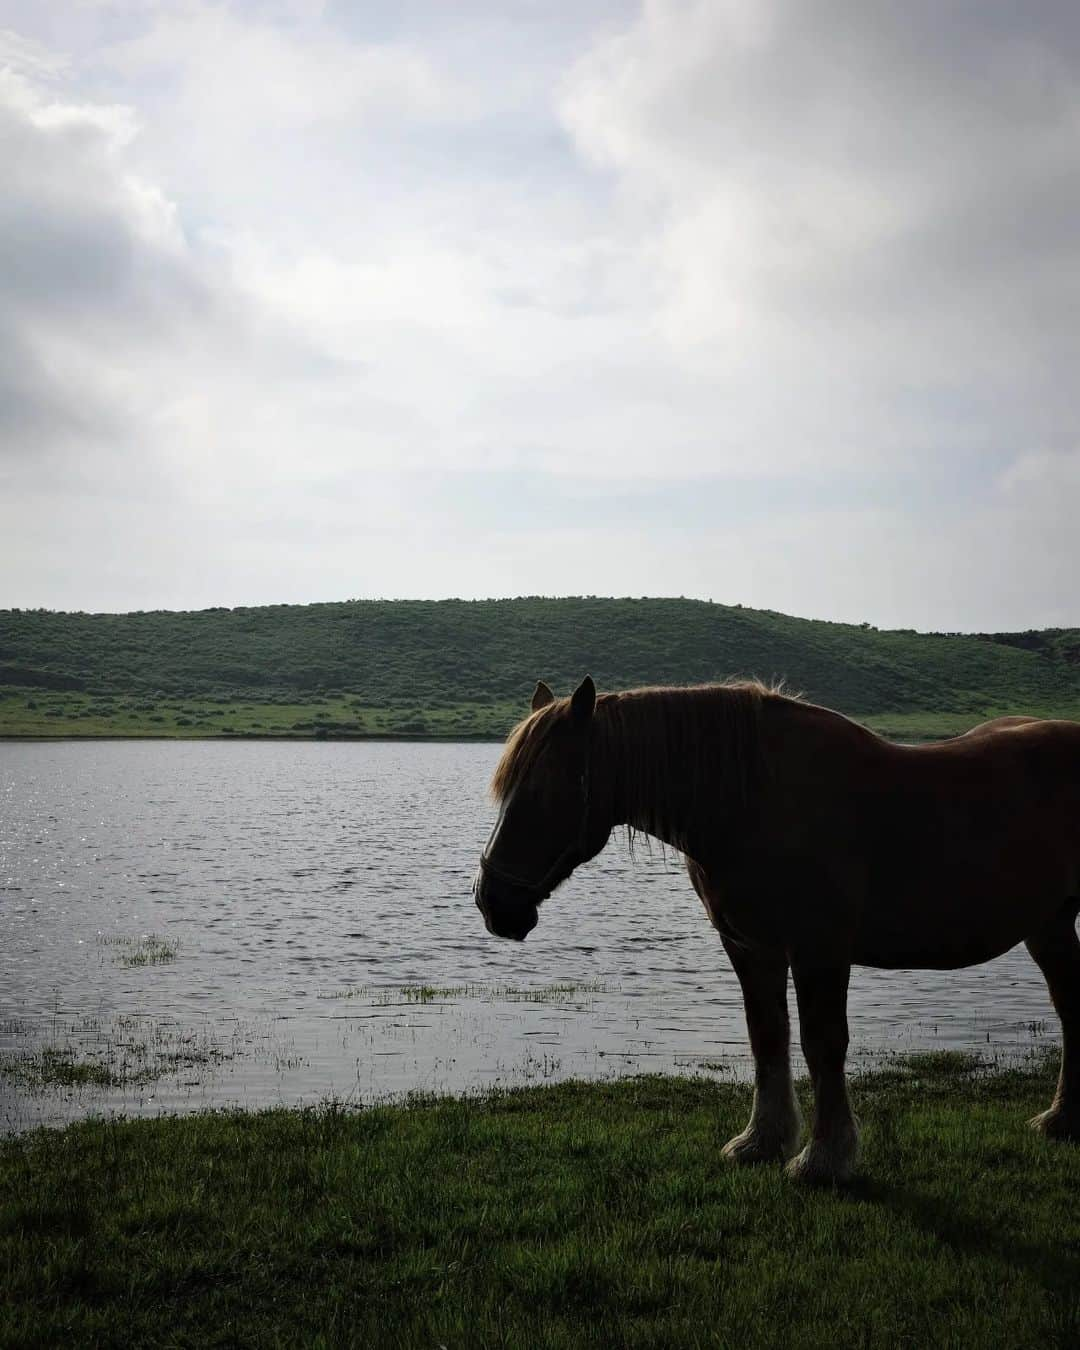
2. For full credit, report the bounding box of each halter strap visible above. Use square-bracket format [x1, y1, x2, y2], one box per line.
[479, 758, 591, 905]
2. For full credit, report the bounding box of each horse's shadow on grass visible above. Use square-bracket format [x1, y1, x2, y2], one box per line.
[845, 1169, 1080, 1300]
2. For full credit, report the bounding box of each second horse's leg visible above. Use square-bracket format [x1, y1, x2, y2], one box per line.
[720, 938, 802, 1165]
[787, 954, 858, 1184]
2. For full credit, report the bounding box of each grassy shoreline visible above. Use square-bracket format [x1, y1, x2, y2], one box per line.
[0, 729, 506, 743]
[0, 687, 522, 741]
[4, 1054, 1080, 1346]
[4, 686, 1074, 744]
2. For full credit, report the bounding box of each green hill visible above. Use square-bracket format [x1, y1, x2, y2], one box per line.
[2, 598, 1079, 740]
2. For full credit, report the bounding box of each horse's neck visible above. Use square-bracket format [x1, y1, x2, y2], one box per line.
[599, 688, 754, 853]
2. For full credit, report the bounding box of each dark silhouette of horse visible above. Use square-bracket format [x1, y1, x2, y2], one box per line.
[473, 676, 1080, 1183]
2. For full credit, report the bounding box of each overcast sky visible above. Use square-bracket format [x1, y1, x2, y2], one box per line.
[2, 1, 1078, 630]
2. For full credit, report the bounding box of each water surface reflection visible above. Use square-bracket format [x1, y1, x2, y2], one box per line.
[0, 740, 1055, 1131]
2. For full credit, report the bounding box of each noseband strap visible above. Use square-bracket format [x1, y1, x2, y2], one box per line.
[479, 761, 591, 906]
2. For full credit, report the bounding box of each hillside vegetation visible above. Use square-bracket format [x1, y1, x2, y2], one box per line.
[2, 597, 1079, 739]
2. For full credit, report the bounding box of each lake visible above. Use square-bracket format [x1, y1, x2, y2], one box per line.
[0, 740, 1056, 1132]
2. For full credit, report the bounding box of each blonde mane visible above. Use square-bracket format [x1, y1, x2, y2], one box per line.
[491, 680, 792, 845]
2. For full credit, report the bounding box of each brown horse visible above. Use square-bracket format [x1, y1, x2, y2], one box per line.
[473, 676, 1080, 1183]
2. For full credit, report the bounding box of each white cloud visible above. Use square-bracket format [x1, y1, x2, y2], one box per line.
[0, 27, 68, 80]
[2, 1, 1080, 626]
[100, 3, 457, 131]
[561, 0, 1080, 466]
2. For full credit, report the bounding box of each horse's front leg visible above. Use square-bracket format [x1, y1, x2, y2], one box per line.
[720, 937, 802, 1165]
[787, 953, 859, 1184]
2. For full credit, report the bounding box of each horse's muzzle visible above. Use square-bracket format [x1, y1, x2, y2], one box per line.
[473, 872, 539, 941]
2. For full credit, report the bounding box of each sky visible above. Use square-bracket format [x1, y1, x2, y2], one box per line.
[1, 0, 1079, 631]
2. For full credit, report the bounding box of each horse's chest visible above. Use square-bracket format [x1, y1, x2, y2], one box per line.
[693, 865, 794, 949]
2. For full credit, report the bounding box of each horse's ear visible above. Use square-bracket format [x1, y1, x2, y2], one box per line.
[570, 675, 595, 723]
[532, 680, 555, 711]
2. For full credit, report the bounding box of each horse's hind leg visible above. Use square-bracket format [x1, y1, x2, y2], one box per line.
[786, 954, 859, 1184]
[720, 938, 802, 1164]
[1026, 905, 1080, 1141]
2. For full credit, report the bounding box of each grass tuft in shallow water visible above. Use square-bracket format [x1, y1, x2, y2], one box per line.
[321, 980, 611, 1004]
[0, 1046, 123, 1090]
[0, 1022, 238, 1096]
[97, 933, 181, 968]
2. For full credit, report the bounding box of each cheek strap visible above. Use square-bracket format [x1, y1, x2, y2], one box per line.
[478, 767, 591, 904]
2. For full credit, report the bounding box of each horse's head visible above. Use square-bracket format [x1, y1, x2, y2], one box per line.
[473, 674, 609, 940]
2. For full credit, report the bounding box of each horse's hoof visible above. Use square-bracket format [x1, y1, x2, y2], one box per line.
[721, 1127, 798, 1166]
[784, 1136, 857, 1186]
[1030, 1107, 1080, 1142]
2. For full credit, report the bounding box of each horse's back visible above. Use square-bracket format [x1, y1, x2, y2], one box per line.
[884, 712, 1080, 762]
[751, 705, 1080, 968]
[877, 715, 1080, 853]
[958, 714, 1042, 738]
[931, 715, 1080, 772]
[847, 715, 1080, 967]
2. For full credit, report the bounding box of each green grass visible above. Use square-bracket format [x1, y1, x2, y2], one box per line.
[4, 1055, 1080, 1347]
[97, 934, 181, 968]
